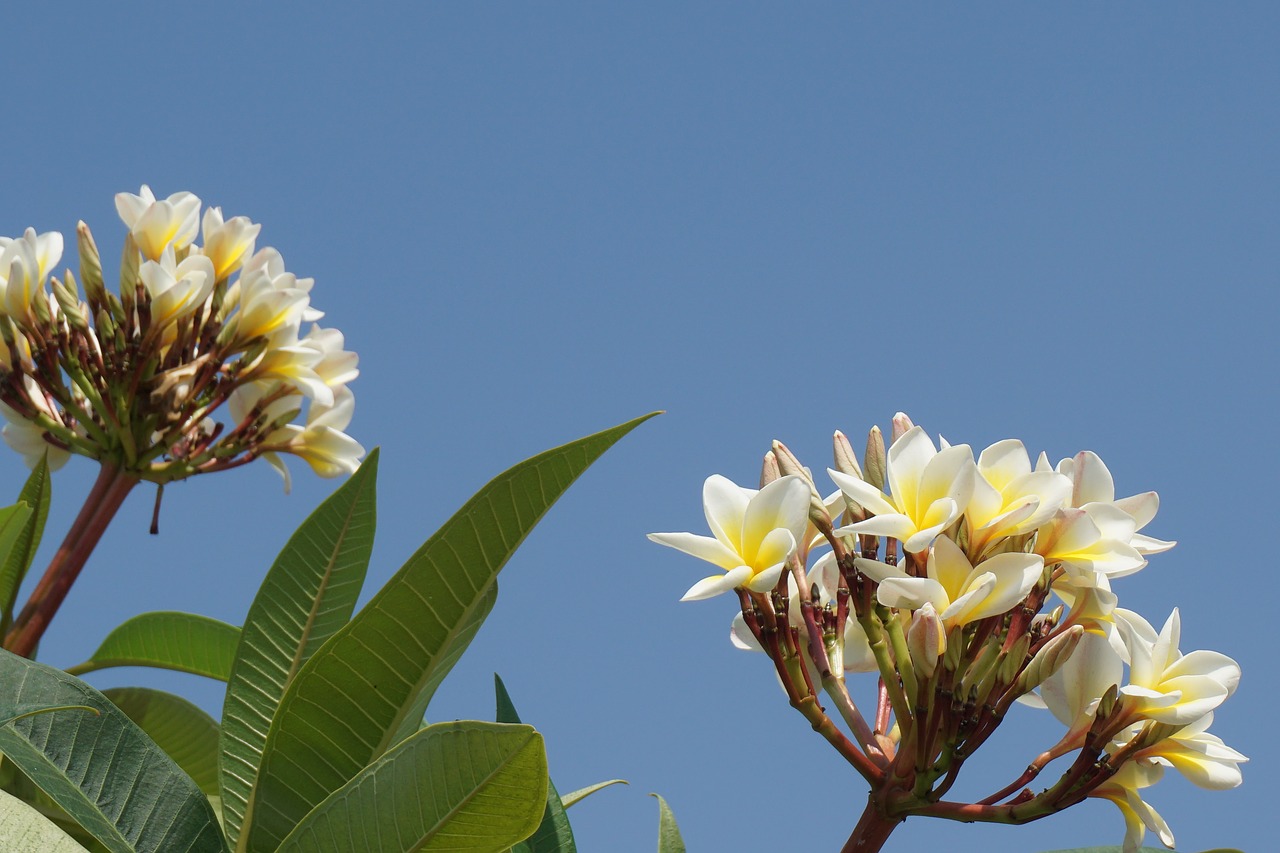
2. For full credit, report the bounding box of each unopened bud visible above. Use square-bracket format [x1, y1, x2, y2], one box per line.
[832, 430, 863, 479]
[265, 408, 302, 434]
[891, 412, 915, 443]
[864, 426, 886, 491]
[76, 221, 107, 308]
[120, 232, 141, 296]
[30, 288, 51, 326]
[1010, 626, 1084, 697]
[942, 624, 965, 672]
[907, 602, 946, 679]
[759, 450, 781, 487]
[52, 276, 87, 331]
[999, 634, 1032, 685]
[773, 440, 833, 532]
[1094, 683, 1119, 722]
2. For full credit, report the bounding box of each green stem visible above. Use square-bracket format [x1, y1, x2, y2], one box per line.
[3, 462, 139, 658]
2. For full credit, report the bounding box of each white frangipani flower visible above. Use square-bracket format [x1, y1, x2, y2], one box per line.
[198, 206, 260, 280]
[857, 535, 1042, 628]
[1090, 761, 1175, 853]
[1118, 609, 1241, 726]
[830, 423, 976, 554]
[966, 439, 1072, 551]
[115, 185, 201, 260]
[649, 474, 811, 601]
[0, 388, 70, 470]
[1128, 712, 1248, 790]
[1044, 450, 1176, 555]
[138, 248, 215, 329]
[1035, 505, 1146, 585]
[0, 228, 63, 323]
[1033, 629, 1124, 736]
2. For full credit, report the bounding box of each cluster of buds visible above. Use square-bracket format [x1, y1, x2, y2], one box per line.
[0, 186, 362, 488]
[650, 413, 1243, 852]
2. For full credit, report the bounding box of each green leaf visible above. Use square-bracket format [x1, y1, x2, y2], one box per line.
[0, 787, 87, 853]
[0, 650, 225, 853]
[103, 687, 220, 797]
[218, 448, 379, 849]
[650, 794, 685, 853]
[0, 455, 51, 633]
[496, 674, 575, 853]
[64, 611, 241, 679]
[241, 413, 657, 853]
[0, 503, 36, 635]
[560, 779, 628, 810]
[0, 754, 110, 852]
[275, 721, 547, 853]
[0, 702, 98, 727]
[386, 581, 498, 750]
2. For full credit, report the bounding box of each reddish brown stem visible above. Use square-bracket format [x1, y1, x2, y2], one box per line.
[3, 462, 139, 658]
[841, 799, 902, 853]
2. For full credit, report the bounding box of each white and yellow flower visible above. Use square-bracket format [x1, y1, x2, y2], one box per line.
[966, 439, 1071, 551]
[830, 423, 976, 554]
[649, 474, 811, 601]
[115, 185, 201, 261]
[138, 248, 215, 331]
[0, 228, 63, 323]
[856, 535, 1042, 629]
[198, 206, 260, 280]
[1117, 609, 1240, 726]
[1090, 761, 1174, 853]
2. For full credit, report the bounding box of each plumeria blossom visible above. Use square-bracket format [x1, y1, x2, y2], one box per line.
[0, 187, 360, 489]
[1035, 505, 1146, 588]
[1090, 761, 1175, 853]
[198, 206, 260, 280]
[857, 535, 1043, 629]
[138, 248, 216, 330]
[0, 228, 63, 323]
[1042, 450, 1176, 555]
[1028, 629, 1124, 739]
[1125, 712, 1248, 790]
[654, 413, 1242, 851]
[830, 424, 976, 554]
[1117, 609, 1240, 726]
[966, 439, 1072, 552]
[649, 474, 811, 600]
[115, 185, 201, 260]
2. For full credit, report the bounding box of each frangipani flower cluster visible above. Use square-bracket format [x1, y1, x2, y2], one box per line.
[0, 186, 362, 487]
[650, 413, 1242, 853]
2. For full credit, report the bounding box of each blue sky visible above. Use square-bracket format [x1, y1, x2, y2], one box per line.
[4, 4, 1276, 851]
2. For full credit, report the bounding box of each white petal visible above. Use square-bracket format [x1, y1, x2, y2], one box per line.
[647, 532, 743, 570]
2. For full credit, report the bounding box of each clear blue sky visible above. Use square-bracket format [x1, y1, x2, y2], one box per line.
[4, 5, 1276, 851]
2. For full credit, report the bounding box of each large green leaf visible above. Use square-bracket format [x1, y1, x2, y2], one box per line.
[241, 413, 656, 853]
[560, 779, 628, 810]
[0, 456, 50, 633]
[0, 755, 109, 852]
[218, 449, 379, 848]
[651, 794, 685, 853]
[103, 687, 220, 797]
[275, 721, 547, 853]
[0, 787, 86, 853]
[65, 611, 240, 680]
[0, 650, 225, 853]
[386, 581, 498, 750]
[496, 674, 574, 853]
[0, 503, 35, 635]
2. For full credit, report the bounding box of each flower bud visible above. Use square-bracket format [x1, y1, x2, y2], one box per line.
[999, 634, 1032, 685]
[1010, 625, 1084, 697]
[907, 602, 946, 679]
[832, 430, 863, 479]
[52, 275, 88, 332]
[76, 221, 107, 308]
[891, 412, 915, 444]
[759, 450, 781, 487]
[942, 624, 965, 672]
[864, 426, 886, 491]
[772, 440, 832, 532]
[120, 232, 140, 296]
